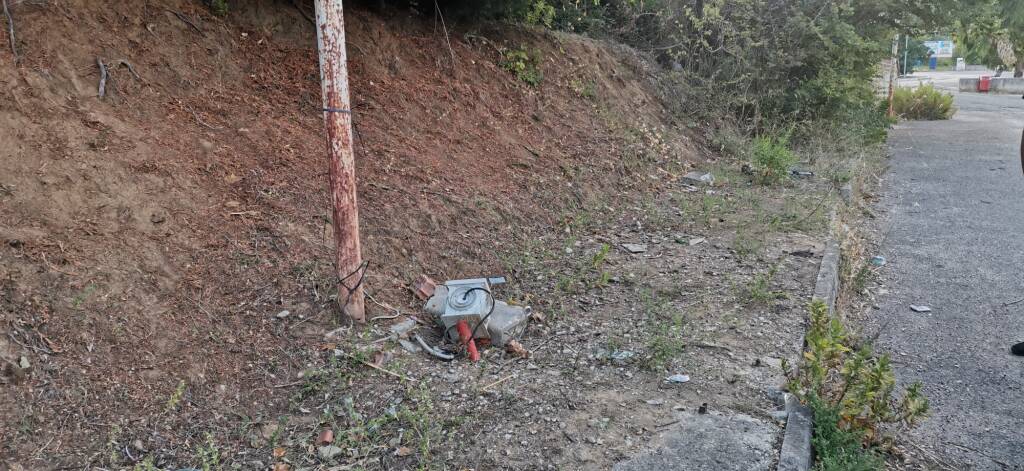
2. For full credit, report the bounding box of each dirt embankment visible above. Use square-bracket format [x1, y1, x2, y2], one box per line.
[0, 1, 699, 468]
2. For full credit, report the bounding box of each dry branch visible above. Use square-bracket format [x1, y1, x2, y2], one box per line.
[170, 10, 203, 36]
[2, 0, 16, 60]
[96, 58, 108, 98]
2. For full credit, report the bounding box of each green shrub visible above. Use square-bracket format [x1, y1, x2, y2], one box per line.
[788, 300, 929, 467]
[808, 394, 885, 471]
[500, 48, 542, 86]
[892, 85, 956, 120]
[207, 0, 228, 16]
[751, 134, 797, 185]
[525, 0, 557, 28]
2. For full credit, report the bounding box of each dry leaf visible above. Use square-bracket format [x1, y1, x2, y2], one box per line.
[317, 428, 334, 445]
[224, 173, 242, 184]
[272, 463, 290, 471]
[394, 446, 414, 457]
[506, 340, 530, 358]
[370, 350, 391, 367]
[272, 447, 286, 458]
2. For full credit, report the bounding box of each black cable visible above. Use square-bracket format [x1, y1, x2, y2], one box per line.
[338, 260, 369, 313]
[449, 286, 496, 347]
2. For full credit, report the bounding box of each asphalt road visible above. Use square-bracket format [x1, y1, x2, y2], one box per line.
[877, 84, 1024, 469]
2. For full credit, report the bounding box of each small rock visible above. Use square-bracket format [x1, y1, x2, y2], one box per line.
[621, 243, 647, 254]
[688, 237, 706, 246]
[645, 399, 665, 406]
[275, 310, 291, 319]
[318, 445, 343, 460]
[18, 356, 30, 370]
[390, 318, 417, 336]
[132, 439, 145, 452]
[665, 374, 690, 384]
[398, 338, 422, 354]
[150, 213, 166, 224]
[682, 171, 714, 186]
[698, 403, 708, 414]
[610, 351, 635, 365]
[909, 304, 932, 313]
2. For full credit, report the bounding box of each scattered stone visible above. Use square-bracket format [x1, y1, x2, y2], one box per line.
[688, 237, 706, 246]
[398, 338, 422, 354]
[18, 356, 30, 370]
[132, 439, 145, 452]
[389, 318, 417, 337]
[275, 310, 291, 319]
[909, 304, 932, 313]
[682, 171, 714, 186]
[665, 374, 690, 384]
[645, 399, 665, 406]
[621, 243, 647, 254]
[318, 445, 343, 460]
[610, 351, 635, 365]
[149, 212, 166, 224]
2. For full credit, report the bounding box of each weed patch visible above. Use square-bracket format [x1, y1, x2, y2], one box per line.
[789, 301, 929, 468]
[752, 134, 797, 186]
[893, 85, 955, 120]
[501, 47, 542, 86]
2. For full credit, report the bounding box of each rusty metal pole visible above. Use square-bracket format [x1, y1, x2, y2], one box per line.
[314, 0, 365, 322]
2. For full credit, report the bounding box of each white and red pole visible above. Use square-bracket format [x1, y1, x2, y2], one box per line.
[314, 0, 365, 322]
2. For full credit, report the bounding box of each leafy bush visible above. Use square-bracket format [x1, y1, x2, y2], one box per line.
[207, 0, 228, 16]
[892, 85, 956, 120]
[809, 394, 885, 471]
[500, 47, 543, 86]
[788, 300, 929, 465]
[525, 0, 557, 28]
[751, 134, 796, 185]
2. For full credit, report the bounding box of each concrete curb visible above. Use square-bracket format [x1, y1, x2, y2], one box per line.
[777, 237, 842, 471]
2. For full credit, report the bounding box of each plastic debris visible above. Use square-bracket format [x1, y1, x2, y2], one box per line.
[909, 304, 932, 313]
[871, 256, 886, 266]
[665, 374, 690, 383]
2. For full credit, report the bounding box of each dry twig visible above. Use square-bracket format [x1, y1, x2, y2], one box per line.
[433, 0, 456, 67]
[2, 0, 15, 60]
[169, 10, 203, 36]
[96, 58, 108, 98]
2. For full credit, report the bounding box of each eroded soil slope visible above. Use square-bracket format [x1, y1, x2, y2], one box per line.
[0, 1, 713, 468]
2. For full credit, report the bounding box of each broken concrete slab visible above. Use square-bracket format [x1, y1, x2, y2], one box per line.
[621, 243, 648, 254]
[613, 412, 779, 471]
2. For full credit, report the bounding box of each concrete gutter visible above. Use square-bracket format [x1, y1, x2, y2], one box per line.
[959, 77, 1024, 94]
[777, 237, 841, 470]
